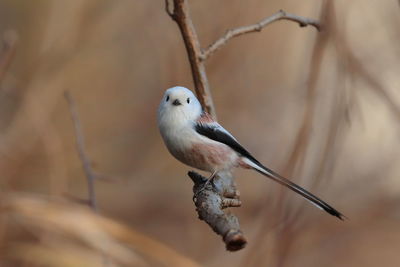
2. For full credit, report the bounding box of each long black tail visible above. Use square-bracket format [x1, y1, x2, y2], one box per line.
[243, 157, 345, 220]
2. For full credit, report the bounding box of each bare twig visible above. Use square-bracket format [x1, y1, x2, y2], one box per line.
[166, 0, 217, 118]
[201, 10, 320, 61]
[188, 171, 246, 251]
[64, 91, 98, 212]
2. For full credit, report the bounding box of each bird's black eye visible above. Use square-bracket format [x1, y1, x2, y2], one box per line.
[166, 95, 169, 102]
[186, 97, 190, 104]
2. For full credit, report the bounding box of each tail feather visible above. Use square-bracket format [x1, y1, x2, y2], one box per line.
[243, 158, 345, 220]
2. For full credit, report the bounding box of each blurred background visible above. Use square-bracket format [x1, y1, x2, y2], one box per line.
[0, 0, 399, 266]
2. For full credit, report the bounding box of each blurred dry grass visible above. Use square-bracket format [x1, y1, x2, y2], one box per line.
[0, 0, 399, 266]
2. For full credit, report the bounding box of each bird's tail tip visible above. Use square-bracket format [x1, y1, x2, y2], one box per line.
[245, 158, 347, 221]
[325, 207, 347, 221]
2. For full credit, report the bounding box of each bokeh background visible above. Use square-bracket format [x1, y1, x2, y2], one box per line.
[0, 0, 399, 266]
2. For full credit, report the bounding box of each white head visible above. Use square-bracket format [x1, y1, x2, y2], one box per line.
[157, 86, 202, 129]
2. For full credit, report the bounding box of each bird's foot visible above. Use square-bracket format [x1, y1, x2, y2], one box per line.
[193, 176, 216, 201]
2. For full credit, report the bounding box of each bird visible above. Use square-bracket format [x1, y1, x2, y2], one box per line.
[157, 86, 344, 220]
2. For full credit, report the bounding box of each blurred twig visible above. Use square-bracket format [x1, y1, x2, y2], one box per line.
[272, 7, 329, 267]
[2, 193, 202, 267]
[201, 10, 320, 61]
[64, 91, 98, 212]
[0, 30, 18, 83]
[347, 54, 400, 118]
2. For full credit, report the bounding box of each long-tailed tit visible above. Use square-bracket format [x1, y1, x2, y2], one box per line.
[157, 86, 344, 220]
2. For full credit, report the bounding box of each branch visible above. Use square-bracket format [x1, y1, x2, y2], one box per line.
[188, 171, 246, 251]
[64, 91, 98, 212]
[201, 10, 320, 61]
[165, 0, 217, 118]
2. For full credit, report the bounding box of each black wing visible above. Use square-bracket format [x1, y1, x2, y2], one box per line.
[194, 122, 345, 220]
[194, 123, 260, 164]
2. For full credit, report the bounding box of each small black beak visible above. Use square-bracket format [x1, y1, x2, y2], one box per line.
[172, 99, 182, 106]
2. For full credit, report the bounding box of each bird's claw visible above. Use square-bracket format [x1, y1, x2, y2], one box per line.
[193, 178, 216, 201]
